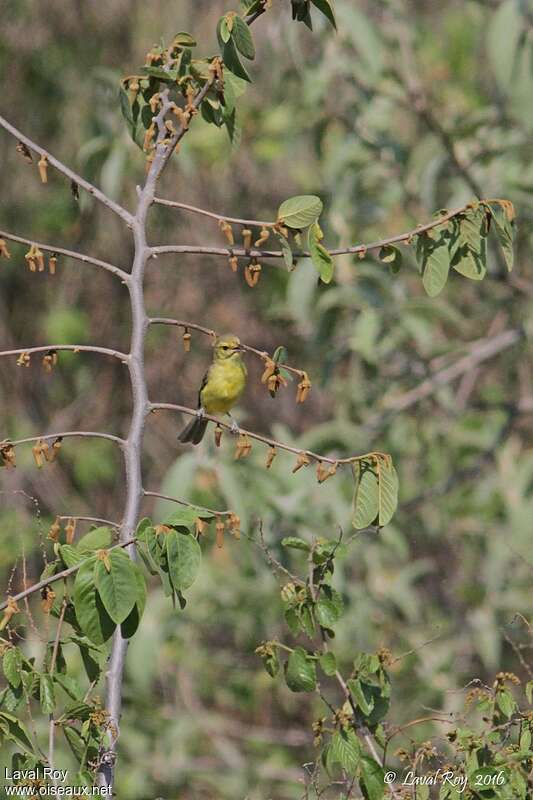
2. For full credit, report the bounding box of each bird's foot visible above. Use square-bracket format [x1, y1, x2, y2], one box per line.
[227, 414, 240, 434]
[196, 406, 206, 420]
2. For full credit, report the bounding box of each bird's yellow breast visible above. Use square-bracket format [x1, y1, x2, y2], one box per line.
[200, 358, 247, 414]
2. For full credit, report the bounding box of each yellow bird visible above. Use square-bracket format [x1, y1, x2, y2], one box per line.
[178, 333, 247, 445]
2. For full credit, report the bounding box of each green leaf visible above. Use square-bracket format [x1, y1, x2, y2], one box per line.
[3, 648, 23, 688]
[488, 201, 515, 271]
[274, 232, 294, 270]
[220, 39, 251, 82]
[377, 460, 399, 527]
[526, 681, 533, 704]
[285, 647, 317, 692]
[310, 0, 337, 29]
[277, 195, 323, 229]
[451, 246, 486, 280]
[319, 651, 337, 676]
[63, 725, 86, 763]
[73, 558, 116, 645]
[39, 674, 55, 714]
[315, 598, 341, 629]
[281, 536, 310, 551]
[166, 530, 202, 592]
[0, 712, 35, 755]
[76, 526, 112, 553]
[262, 650, 280, 678]
[328, 729, 360, 776]
[308, 222, 334, 283]
[219, 15, 232, 44]
[348, 678, 374, 716]
[94, 549, 138, 625]
[232, 15, 255, 60]
[120, 563, 147, 639]
[416, 231, 451, 297]
[360, 756, 385, 800]
[173, 31, 197, 47]
[496, 687, 516, 718]
[379, 245, 402, 273]
[59, 545, 84, 568]
[352, 464, 379, 529]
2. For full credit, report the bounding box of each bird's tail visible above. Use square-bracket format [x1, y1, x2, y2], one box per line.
[177, 415, 208, 445]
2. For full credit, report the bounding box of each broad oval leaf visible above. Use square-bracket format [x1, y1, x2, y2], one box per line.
[73, 558, 115, 645]
[360, 756, 385, 800]
[352, 464, 379, 529]
[319, 651, 337, 676]
[311, 0, 337, 29]
[94, 549, 138, 625]
[121, 563, 147, 640]
[327, 729, 361, 776]
[277, 195, 323, 229]
[308, 222, 334, 283]
[76, 526, 112, 553]
[281, 536, 310, 551]
[231, 16, 255, 60]
[3, 647, 23, 688]
[166, 530, 202, 591]
[39, 674, 55, 714]
[377, 460, 399, 527]
[285, 647, 317, 692]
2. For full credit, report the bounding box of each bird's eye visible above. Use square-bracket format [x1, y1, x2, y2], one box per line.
[221, 345, 229, 350]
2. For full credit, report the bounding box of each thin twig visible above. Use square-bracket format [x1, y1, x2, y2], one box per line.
[0, 115, 133, 224]
[57, 515, 121, 529]
[0, 539, 137, 613]
[2, 431, 125, 448]
[0, 344, 129, 362]
[0, 229, 129, 281]
[149, 402, 387, 467]
[142, 489, 233, 517]
[48, 595, 67, 779]
[153, 197, 275, 228]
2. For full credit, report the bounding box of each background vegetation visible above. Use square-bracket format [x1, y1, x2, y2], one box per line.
[1, 1, 532, 797]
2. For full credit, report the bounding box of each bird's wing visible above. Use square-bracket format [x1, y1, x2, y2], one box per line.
[197, 365, 211, 408]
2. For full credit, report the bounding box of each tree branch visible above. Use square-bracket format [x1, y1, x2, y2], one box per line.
[148, 317, 306, 379]
[2, 431, 125, 448]
[0, 115, 134, 225]
[153, 197, 275, 228]
[0, 344, 129, 363]
[149, 201, 497, 265]
[142, 490, 233, 517]
[0, 229, 129, 281]
[57, 516, 120, 529]
[149, 403, 387, 467]
[0, 539, 136, 614]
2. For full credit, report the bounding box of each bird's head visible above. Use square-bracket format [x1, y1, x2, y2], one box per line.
[214, 334, 244, 361]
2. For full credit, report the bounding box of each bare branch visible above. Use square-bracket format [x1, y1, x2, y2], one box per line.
[57, 516, 120, 529]
[0, 344, 129, 363]
[149, 403, 387, 467]
[153, 197, 275, 228]
[2, 431, 125, 448]
[143, 489, 233, 517]
[0, 538, 136, 613]
[148, 317, 306, 379]
[0, 229, 129, 281]
[0, 114, 134, 224]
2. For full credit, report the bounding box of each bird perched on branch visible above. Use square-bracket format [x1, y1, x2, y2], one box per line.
[178, 334, 247, 445]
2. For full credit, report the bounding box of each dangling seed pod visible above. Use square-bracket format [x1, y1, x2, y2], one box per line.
[261, 357, 276, 385]
[1, 443, 16, 469]
[32, 441, 44, 469]
[215, 518, 225, 548]
[228, 255, 238, 273]
[128, 78, 140, 101]
[65, 518, 76, 545]
[219, 220, 235, 246]
[227, 513, 241, 540]
[328, 462, 338, 478]
[16, 141, 33, 163]
[0, 239, 11, 259]
[41, 585, 56, 615]
[49, 437, 63, 462]
[182, 328, 192, 352]
[244, 259, 261, 287]
[296, 372, 311, 403]
[38, 155, 49, 184]
[214, 424, 223, 448]
[48, 517, 61, 542]
[96, 548, 112, 572]
[0, 597, 20, 631]
[254, 227, 271, 247]
[292, 452, 311, 473]
[195, 517, 208, 537]
[42, 350, 58, 373]
[316, 461, 330, 483]
[41, 441, 51, 461]
[242, 229, 252, 250]
[234, 433, 252, 460]
[265, 446, 277, 469]
[16, 351, 31, 367]
[48, 253, 58, 275]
